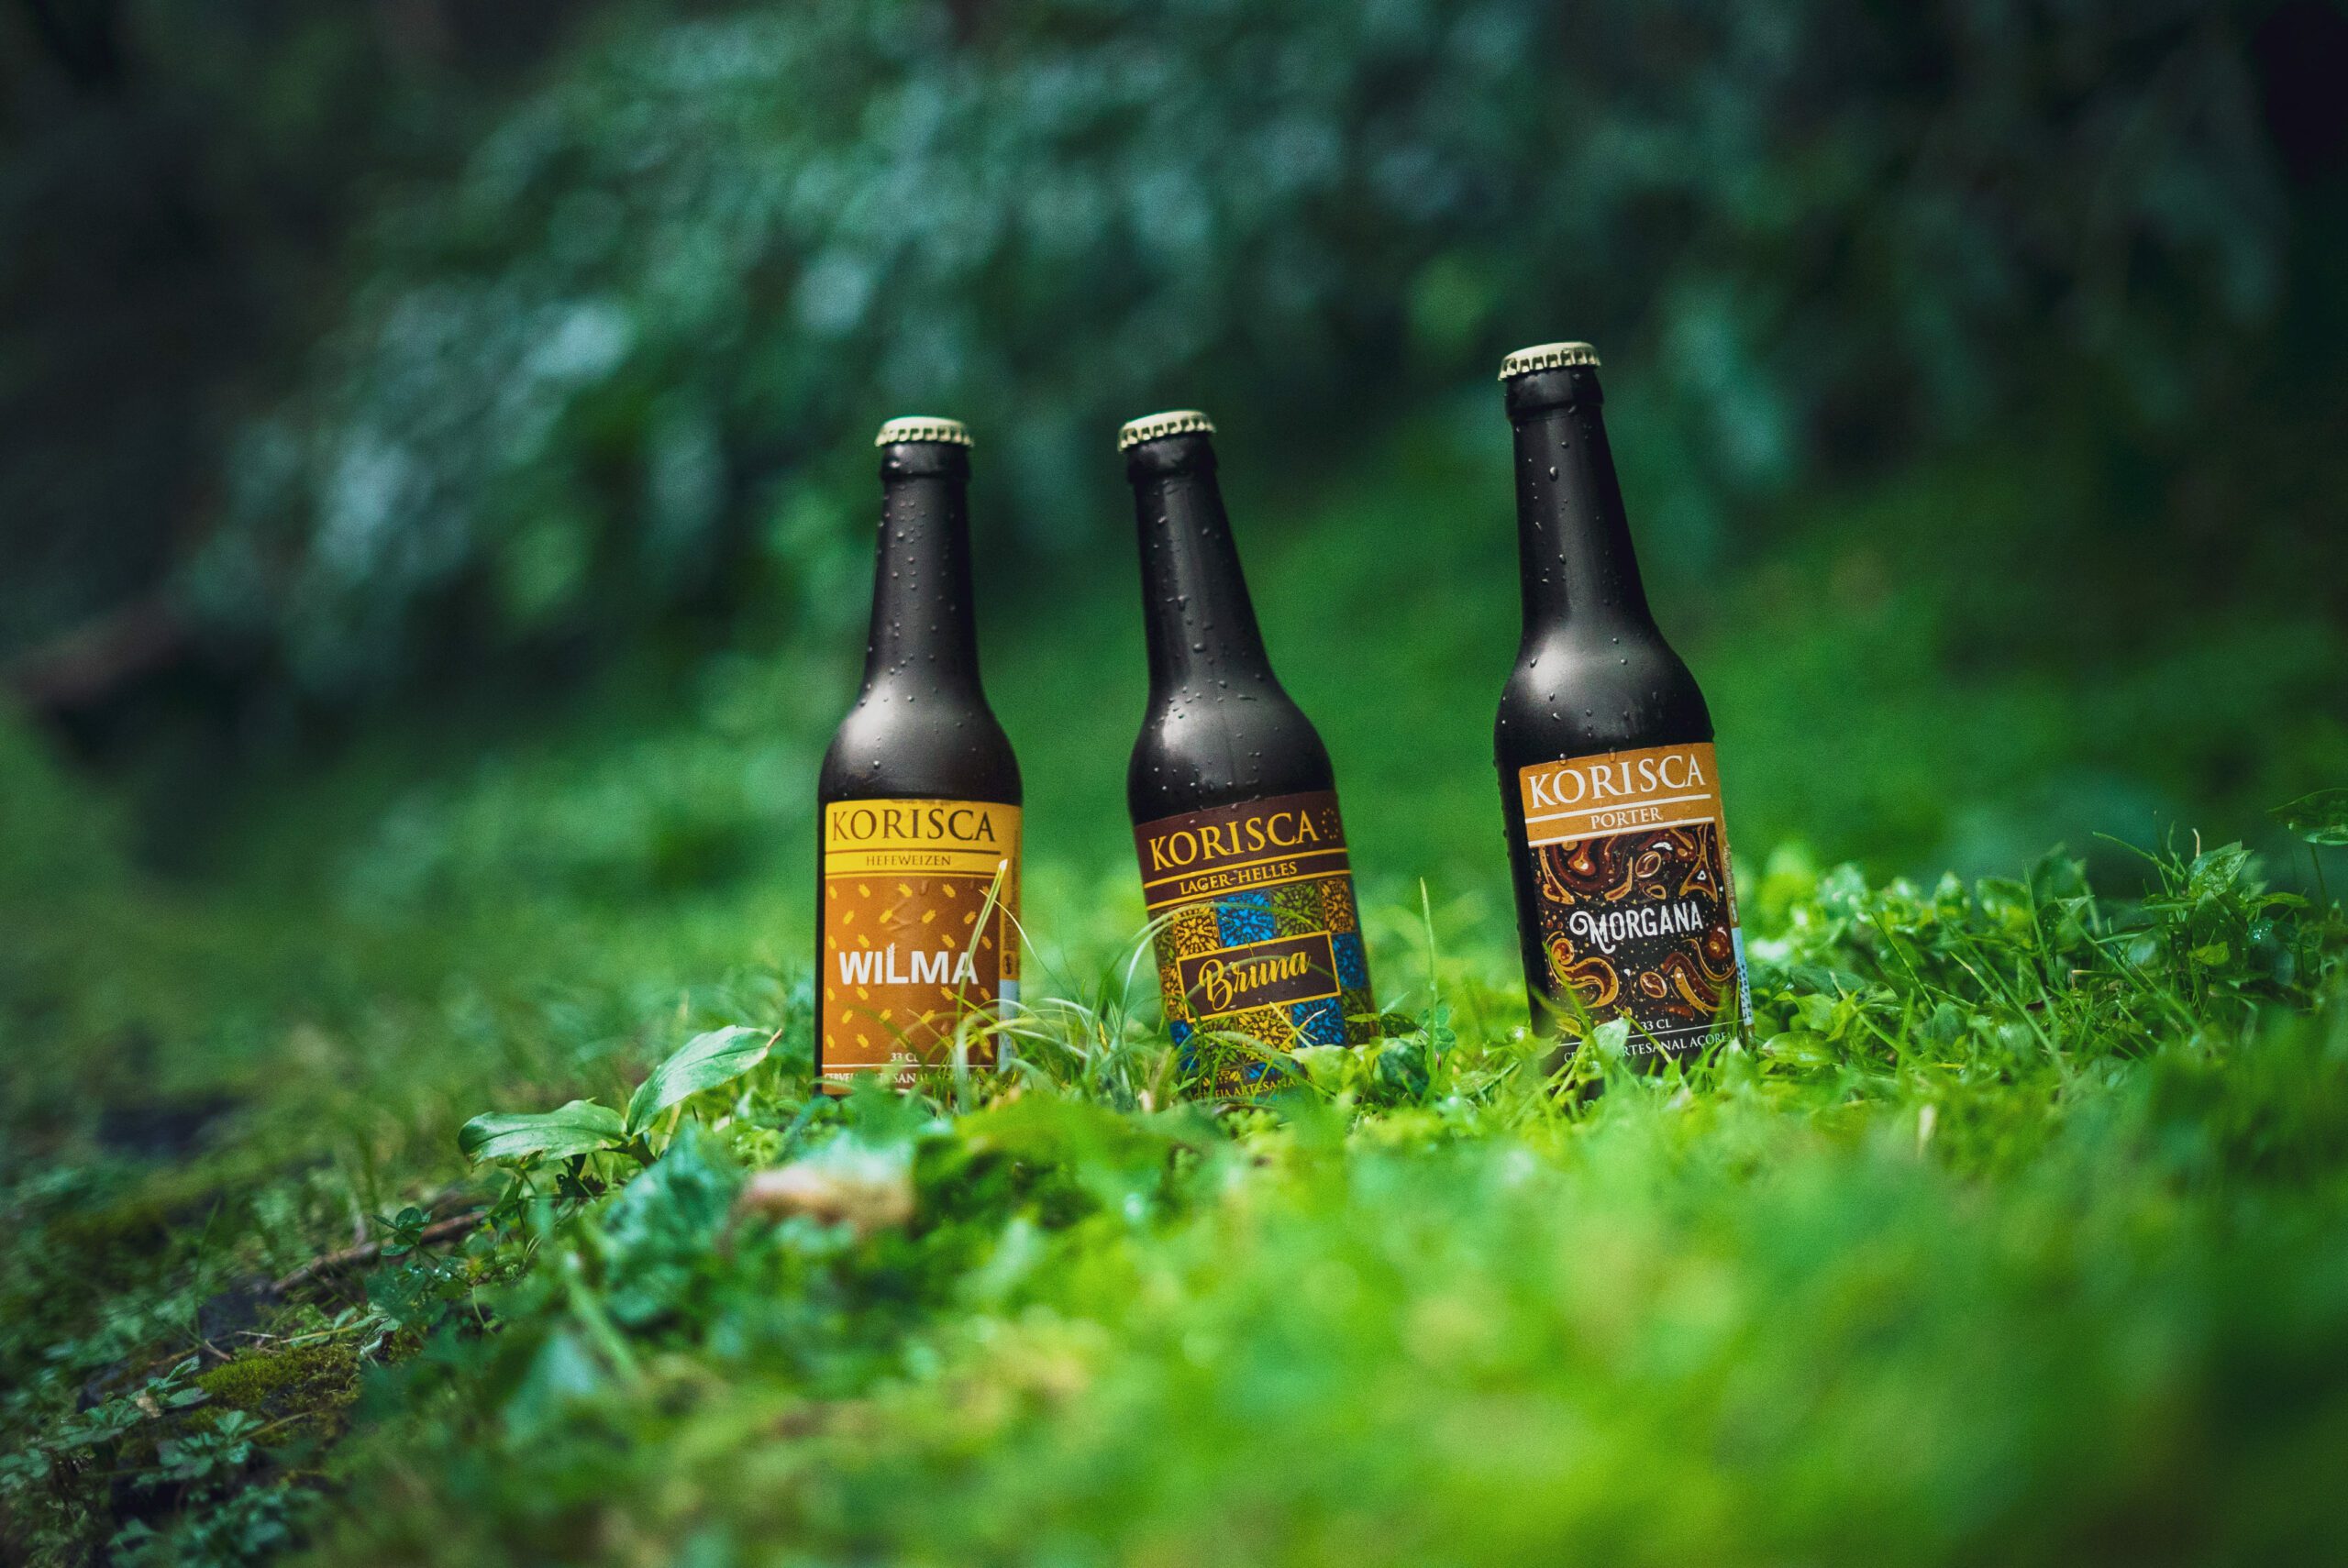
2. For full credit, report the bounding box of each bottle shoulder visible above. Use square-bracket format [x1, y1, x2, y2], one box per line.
[1493, 626, 1712, 769]
[1126, 679, 1335, 823]
[819, 685, 1022, 805]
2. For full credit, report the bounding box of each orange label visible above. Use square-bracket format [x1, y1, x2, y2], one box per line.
[1515, 743, 1748, 1056]
[819, 799, 1019, 1089]
[1519, 743, 1727, 848]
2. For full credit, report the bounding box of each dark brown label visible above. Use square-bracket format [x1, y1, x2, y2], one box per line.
[1136, 794, 1353, 911]
[1176, 931, 1340, 1016]
[820, 798, 1019, 1089]
[1134, 790, 1374, 1088]
[1516, 743, 1749, 1056]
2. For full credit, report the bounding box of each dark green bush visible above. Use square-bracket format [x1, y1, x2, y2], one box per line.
[199, 0, 2288, 691]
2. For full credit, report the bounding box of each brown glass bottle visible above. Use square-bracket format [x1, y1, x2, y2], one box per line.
[1120, 411, 1375, 1089]
[1492, 346, 1749, 1063]
[815, 418, 1022, 1092]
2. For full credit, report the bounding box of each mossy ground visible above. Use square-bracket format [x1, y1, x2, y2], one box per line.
[193, 1346, 360, 1437]
[4, 433, 2346, 1565]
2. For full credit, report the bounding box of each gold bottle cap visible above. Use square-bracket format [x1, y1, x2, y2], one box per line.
[1497, 341, 1601, 381]
[874, 416, 972, 448]
[1117, 410, 1215, 451]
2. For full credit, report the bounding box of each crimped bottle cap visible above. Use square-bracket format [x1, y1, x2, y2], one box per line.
[1117, 410, 1215, 451]
[1497, 342, 1601, 381]
[874, 416, 972, 448]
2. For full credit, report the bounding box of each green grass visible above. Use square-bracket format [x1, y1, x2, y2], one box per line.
[7, 821, 2344, 1565]
[5, 424, 2348, 1565]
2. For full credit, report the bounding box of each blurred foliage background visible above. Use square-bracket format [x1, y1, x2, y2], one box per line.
[6, 6, 2348, 1562]
[4, 0, 2347, 924]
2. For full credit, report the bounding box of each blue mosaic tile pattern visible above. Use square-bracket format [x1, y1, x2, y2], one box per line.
[1291, 995, 1348, 1045]
[1215, 891, 1279, 946]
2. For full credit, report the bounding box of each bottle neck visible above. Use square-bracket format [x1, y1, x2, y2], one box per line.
[1508, 369, 1657, 636]
[1128, 437, 1276, 692]
[860, 445, 983, 698]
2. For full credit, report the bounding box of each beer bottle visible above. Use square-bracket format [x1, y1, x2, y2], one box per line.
[815, 417, 1022, 1092]
[1492, 345, 1750, 1063]
[1120, 411, 1375, 1088]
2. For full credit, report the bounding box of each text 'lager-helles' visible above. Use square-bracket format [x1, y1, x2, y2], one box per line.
[1120, 411, 1375, 1089]
[1492, 346, 1751, 1062]
[815, 417, 1022, 1091]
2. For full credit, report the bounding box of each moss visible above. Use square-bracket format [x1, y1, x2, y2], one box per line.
[195, 1341, 361, 1433]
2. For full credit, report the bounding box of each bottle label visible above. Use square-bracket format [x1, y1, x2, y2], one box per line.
[1134, 790, 1375, 1088]
[820, 799, 1021, 1089]
[1515, 742, 1749, 1056]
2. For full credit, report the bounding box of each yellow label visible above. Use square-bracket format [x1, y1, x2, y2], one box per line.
[819, 799, 1020, 1089]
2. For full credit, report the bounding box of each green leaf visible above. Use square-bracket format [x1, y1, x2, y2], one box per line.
[2187, 843, 2252, 900]
[459, 1099, 626, 1164]
[2272, 789, 2348, 847]
[624, 1026, 772, 1136]
[1763, 1030, 1833, 1067]
[2189, 942, 2232, 967]
[1288, 1044, 1354, 1092]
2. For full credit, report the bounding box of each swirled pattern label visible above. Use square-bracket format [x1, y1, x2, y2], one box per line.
[1134, 790, 1375, 1088]
[820, 798, 1020, 1089]
[1517, 743, 1750, 1056]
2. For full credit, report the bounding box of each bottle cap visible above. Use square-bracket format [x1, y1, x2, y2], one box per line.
[1117, 410, 1215, 451]
[874, 416, 972, 448]
[1497, 342, 1601, 381]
